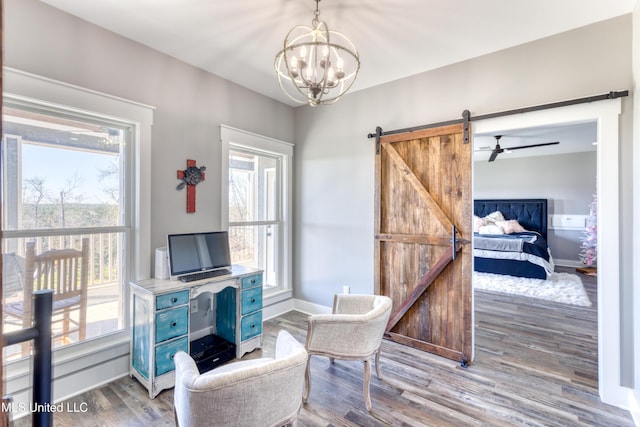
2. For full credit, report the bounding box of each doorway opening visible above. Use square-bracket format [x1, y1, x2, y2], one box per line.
[471, 98, 623, 405]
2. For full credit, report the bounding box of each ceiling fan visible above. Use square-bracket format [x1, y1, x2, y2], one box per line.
[482, 135, 560, 162]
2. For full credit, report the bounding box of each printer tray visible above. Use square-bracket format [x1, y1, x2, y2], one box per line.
[190, 334, 236, 373]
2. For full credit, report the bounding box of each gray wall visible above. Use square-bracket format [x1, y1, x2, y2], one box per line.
[474, 151, 597, 262]
[5, 0, 296, 260]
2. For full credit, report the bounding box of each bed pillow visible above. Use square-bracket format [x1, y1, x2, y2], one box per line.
[473, 215, 488, 233]
[495, 219, 527, 234]
[478, 224, 504, 235]
[484, 211, 505, 223]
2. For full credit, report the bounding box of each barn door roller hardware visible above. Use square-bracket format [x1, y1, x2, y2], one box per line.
[368, 90, 628, 143]
[374, 126, 382, 154]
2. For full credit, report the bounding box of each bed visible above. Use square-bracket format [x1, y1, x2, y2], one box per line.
[473, 199, 554, 279]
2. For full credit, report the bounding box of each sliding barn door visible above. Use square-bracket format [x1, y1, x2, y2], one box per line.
[374, 123, 473, 364]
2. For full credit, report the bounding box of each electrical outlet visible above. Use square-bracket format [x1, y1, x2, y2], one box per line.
[190, 300, 198, 313]
[343, 285, 350, 294]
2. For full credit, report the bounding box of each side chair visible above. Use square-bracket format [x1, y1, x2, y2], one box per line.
[303, 293, 393, 411]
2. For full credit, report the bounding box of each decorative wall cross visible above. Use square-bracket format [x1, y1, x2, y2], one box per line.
[176, 159, 206, 213]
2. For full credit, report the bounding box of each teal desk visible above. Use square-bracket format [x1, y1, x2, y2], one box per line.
[129, 265, 263, 398]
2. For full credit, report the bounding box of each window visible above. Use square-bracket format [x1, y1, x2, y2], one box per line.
[1, 97, 131, 360]
[221, 126, 292, 297]
[1, 70, 152, 371]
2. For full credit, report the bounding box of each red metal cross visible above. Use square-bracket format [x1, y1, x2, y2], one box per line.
[177, 159, 205, 213]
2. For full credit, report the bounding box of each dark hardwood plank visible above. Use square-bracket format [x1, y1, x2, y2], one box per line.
[13, 269, 634, 426]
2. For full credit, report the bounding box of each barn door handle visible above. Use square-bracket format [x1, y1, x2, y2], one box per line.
[451, 225, 457, 260]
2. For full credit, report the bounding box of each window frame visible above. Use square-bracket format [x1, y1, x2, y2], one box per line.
[1, 98, 133, 356]
[220, 125, 293, 303]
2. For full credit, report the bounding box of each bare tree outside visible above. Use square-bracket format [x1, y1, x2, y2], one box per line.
[55, 171, 84, 229]
[23, 176, 48, 228]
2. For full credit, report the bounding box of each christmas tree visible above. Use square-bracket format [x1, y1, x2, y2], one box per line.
[579, 193, 597, 266]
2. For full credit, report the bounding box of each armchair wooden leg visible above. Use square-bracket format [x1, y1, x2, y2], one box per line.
[375, 348, 382, 379]
[363, 358, 372, 412]
[303, 355, 311, 403]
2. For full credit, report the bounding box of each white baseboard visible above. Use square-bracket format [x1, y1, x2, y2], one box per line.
[293, 298, 331, 315]
[554, 259, 586, 268]
[629, 389, 640, 426]
[263, 296, 295, 320]
[264, 297, 331, 320]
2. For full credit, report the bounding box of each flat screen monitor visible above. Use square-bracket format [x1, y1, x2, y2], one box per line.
[167, 231, 232, 279]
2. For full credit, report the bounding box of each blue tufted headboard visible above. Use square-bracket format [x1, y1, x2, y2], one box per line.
[474, 199, 548, 240]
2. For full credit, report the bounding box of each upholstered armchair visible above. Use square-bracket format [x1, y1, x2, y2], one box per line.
[303, 294, 393, 411]
[173, 330, 307, 427]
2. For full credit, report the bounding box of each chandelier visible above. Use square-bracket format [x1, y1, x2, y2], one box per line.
[274, 0, 360, 106]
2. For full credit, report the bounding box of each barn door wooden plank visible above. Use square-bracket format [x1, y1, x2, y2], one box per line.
[374, 123, 472, 364]
[385, 244, 461, 333]
[381, 143, 453, 233]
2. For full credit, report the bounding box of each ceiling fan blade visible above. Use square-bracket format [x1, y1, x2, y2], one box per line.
[488, 150, 499, 162]
[505, 141, 560, 151]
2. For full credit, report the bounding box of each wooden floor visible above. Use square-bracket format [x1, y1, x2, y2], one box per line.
[14, 269, 634, 426]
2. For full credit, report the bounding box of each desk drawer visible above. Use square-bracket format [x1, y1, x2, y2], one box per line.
[241, 311, 262, 341]
[155, 336, 188, 376]
[155, 306, 189, 343]
[156, 290, 189, 310]
[241, 274, 262, 289]
[241, 287, 262, 315]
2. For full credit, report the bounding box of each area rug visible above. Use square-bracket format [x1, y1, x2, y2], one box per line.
[473, 271, 592, 307]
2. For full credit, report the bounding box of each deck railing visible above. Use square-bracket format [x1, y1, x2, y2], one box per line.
[4, 232, 122, 290]
[3, 232, 123, 361]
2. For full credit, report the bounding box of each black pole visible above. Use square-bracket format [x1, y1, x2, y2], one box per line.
[32, 290, 53, 427]
[2, 291, 54, 427]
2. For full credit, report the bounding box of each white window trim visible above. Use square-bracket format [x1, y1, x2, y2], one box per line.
[2, 68, 154, 409]
[220, 125, 293, 305]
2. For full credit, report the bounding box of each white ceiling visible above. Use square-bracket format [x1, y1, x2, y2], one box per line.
[40, 0, 636, 107]
[38, 0, 632, 161]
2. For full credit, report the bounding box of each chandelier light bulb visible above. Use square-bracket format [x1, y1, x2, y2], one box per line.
[289, 56, 299, 78]
[274, 0, 360, 106]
